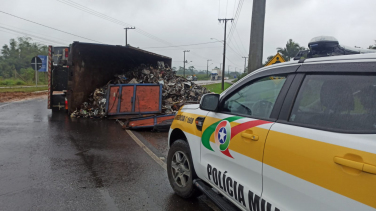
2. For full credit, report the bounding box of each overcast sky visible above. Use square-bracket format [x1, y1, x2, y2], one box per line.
[0, 0, 375, 72]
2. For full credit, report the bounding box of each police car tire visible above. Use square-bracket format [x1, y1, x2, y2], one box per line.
[167, 139, 199, 198]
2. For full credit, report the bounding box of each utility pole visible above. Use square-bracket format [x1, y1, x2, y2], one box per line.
[124, 27, 135, 46]
[248, 0, 266, 73]
[206, 59, 212, 77]
[242, 56, 248, 73]
[228, 65, 230, 77]
[218, 18, 234, 90]
[183, 50, 190, 77]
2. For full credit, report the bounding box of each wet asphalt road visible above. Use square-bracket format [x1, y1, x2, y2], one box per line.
[0, 98, 215, 211]
[193, 79, 233, 86]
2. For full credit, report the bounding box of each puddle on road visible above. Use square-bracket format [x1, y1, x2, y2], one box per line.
[136, 130, 169, 157]
[69, 134, 119, 211]
[98, 188, 119, 211]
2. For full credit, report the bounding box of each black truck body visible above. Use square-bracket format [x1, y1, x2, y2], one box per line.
[48, 42, 172, 114]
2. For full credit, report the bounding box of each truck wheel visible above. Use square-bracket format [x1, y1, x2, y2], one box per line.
[167, 139, 199, 198]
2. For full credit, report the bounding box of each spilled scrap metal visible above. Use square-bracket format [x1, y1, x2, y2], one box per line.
[71, 62, 210, 118]
[70, 85, 108, 118]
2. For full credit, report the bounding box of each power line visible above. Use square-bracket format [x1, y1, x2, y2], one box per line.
[149, 46, 222, 51]
[225, 56, 242, 69]
[143, 41, 221, 49]
[0, 29, 51, 46]
[226, 0, 245, 58]
[235, 28, 248, 54]
[0, 22, 72, 44]
[0, 25, 67, 45]
[227, 0, 244, 41]
[55, 0, 217, 63]
[225, 0, 246, 56]
[56, 0, 164, 44]
[230, 33, 246, 56]
[56, 0, 174, 46]
[232, 0, 238, 19]
[0, 10, 102, 43]
[226, 43, 243, 57]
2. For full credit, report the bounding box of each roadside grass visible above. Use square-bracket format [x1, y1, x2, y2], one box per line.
[0, 79, 48, 87]
[196, 74, 210, 80]
[0, 86, 48, 93]
[203, 82, 232, 94]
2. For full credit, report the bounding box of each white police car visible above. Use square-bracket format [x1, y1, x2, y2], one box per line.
[167, 49, 376, 211]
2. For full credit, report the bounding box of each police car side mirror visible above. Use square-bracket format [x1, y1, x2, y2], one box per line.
[200, 93, 220, 111]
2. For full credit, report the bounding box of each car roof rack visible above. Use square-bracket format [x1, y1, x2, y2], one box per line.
[294, 36, 376, 61]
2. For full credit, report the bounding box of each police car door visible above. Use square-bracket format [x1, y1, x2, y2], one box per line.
[200, 70, 296, 210]
[263, 66, 376, 211]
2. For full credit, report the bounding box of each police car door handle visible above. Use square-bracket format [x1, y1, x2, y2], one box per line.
[241, 132, 259, 141]
[334, 157, 376, 175]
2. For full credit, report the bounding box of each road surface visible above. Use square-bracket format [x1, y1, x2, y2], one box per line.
[193, 79, 233, 85]
[0, 98, 217, 210]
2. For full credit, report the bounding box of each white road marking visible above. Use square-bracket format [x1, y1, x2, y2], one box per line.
[125, 130, 167, 170]
[121, 123, 219, 210]
[0, 103, 9, 108]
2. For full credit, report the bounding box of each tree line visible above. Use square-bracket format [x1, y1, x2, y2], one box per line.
[0, 37, 48, 85]
[264, 39, 376, 65]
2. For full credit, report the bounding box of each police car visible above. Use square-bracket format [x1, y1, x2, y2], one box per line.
[167, 38, 376, 211]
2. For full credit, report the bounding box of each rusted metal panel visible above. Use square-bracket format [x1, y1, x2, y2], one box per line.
[157, 115, 175, 124]
[128, 118, 155, 128]
[67, 42, 172, 113]
[107, 86, 119, 115]
[105, 84, 162, 115]
[120, 86, 134, 113]
[126, 114, 175, 129]
[135, 86, 160, 113]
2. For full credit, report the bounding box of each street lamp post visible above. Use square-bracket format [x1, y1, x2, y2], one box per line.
[206, 59, 212, 77]
[183, 50, 190, 77]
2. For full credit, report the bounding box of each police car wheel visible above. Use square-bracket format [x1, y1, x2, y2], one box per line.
[167, 139, 199, 198]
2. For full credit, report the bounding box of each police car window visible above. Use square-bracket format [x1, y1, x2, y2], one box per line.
[222, 75, 286, 119]
[289, 74, 376, 133]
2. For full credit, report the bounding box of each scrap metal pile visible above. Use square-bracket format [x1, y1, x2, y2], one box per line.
[70, 85, 108, 118]
[71, 62, 210, 118]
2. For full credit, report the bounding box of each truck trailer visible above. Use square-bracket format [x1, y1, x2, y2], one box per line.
[48, 42, 172, 114]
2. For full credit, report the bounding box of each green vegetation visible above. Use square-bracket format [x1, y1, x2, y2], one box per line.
[203, 82, 232, 94]
[0, 86, 48, 93]
[0, 79, 26, 86]
[0, 37, 48, 86]
[277, 39, 306, 61]
[196, 74, 210, 80]
[263, 39, 306, 65]
[234, 72, 248, 82]
[369, 40, 376, 49]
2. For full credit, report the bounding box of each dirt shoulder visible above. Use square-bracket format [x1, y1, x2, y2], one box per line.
[0, 91, 48, 103]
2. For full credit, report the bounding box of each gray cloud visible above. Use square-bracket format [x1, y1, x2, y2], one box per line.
[0, 0, 375, 71]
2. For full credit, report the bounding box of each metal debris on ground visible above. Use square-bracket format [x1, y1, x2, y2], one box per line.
[70, 85, 108, 118]
[71, 62, 210, 118]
